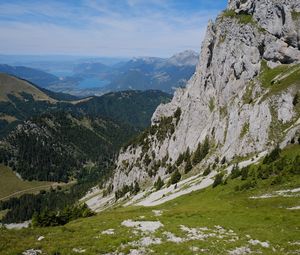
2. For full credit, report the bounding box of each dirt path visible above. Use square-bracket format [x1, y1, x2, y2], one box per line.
[0, 182, 75, 201]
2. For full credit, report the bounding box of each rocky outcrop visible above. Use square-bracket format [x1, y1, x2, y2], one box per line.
[109, 0, 300, 192]
[229, 0, 300, 52]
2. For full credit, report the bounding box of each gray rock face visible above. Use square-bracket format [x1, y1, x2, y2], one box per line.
[229, 0, 300, 51]
[110, 0, 300, 191]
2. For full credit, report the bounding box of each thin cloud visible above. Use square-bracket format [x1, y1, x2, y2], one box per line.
[0, 0, 227, 57]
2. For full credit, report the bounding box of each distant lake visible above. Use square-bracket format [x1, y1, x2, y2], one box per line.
[50, 70, 74, 77]
[78, 77, 110, 88]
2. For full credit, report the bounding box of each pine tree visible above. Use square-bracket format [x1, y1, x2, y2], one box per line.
[263, 145, 281, 164]
[192, 137, 210, 166]
[202, 137, 209, 158]
[154, 176, 164, 190]
[170, 169, 181, 184]
[203, 165, 211, 176]
[132, 181, 140, 194]
[231, 164, 241, 179]
[185, 157, 193, 174]
[184, 147, 190, 162]
[212, 173, 223, 188]
[192, 143, 202, 165]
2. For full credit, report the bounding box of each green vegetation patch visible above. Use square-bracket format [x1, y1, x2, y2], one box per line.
[221, 10, 266, 33]
[1, 144, 300, 254]
[242, 81, 254, 104]
[209, 97, 215, 112]
[260, 61, 300, 96]
[292, 11, 300, 21]
[240, 122, 250, 138]
[222, 10, 255, 25]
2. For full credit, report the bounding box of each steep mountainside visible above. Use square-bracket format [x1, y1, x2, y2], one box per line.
[100, 0, 300, 195]
[0, 112, 136, 182]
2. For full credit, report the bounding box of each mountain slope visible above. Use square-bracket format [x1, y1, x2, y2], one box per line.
[0, 73, 55, 103]
[0, 112, 136, 182]
[1, 144, 300, 254]
[0, 65, 59, 88]
[75, 90, 172, 128]
[1, 1, 300, 253]
[0, 74, 171, 135]
[0, 74, 171, 183]
[89, 0, 300, 205]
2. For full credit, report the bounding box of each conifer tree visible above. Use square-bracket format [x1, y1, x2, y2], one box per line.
[185, 157, 193, 173]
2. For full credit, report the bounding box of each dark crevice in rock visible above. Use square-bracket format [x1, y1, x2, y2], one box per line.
[206, 40, 215, 69]
[280, 6, 286, 25]
[258, 42, 265, 57]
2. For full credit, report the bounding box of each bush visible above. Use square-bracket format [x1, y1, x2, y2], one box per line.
[257, 165, 272, 180]
[231, 164, 241, 179]
[170, 170, 181, 184]
[221, 156, 226, 165]
[174, 107, 182, 125]
[32, 204, 94, 227]
[115, 181, 140, 200]
[241, 166, 249, 180]
[293, 92, 299, 106]
[271, 175, 284, 185]
[203, 165, 211, 176]
[263, 145, 281, 164]
[235, 180, 256, 191]
[212, 173, 223, 188]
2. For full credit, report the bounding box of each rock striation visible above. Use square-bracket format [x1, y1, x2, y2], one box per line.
[108, 0, 300, 192]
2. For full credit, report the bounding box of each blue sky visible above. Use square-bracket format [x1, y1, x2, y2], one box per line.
[0, 0, 227, 57]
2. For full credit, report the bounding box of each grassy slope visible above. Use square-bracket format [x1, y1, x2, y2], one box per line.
[260, 62, 300, 98]
[0, 165, 55, 200]
[0, 146, 299, 254]
[0, 73, 55, 102]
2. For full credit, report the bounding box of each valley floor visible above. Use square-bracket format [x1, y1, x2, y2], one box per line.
[0, 173, 299, 255]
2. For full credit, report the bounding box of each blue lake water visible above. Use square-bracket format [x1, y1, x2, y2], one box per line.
[78, 77, 110, 88]
[50, 70, 74, 77]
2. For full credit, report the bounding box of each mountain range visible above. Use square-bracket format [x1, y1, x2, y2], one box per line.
[1, 0, 300, 254]
[0, 50, 199, 96]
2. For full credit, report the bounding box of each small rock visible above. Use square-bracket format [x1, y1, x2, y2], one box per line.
[37, 236, 44, 241]
[248, 239, 270, 248]
[102, 229, 115, 235]
[72, 248, 86, 253]
[22, 249, 42, 255]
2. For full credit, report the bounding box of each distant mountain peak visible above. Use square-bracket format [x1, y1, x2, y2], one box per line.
[131, 57, 163, 64]
[167, 50, 199, 67]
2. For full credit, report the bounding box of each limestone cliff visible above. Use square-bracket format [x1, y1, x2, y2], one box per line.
[109, 0, 300, 193]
